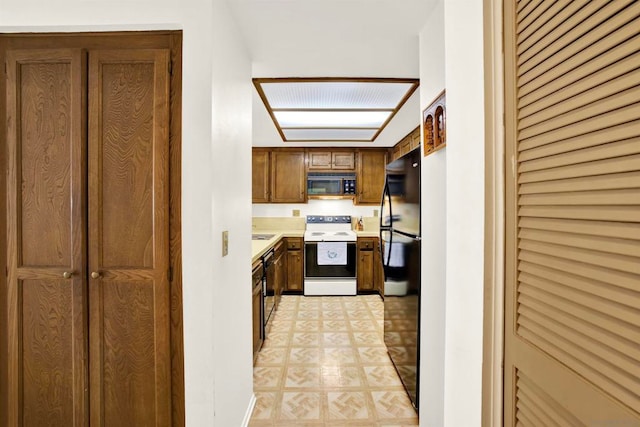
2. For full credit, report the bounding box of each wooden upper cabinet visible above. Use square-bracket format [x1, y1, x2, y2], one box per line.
[390, 126, 420, 162]
[410, 127, 421, 150]
[308, 150, 355, 170]
[252, 149, 270, 203]
[271, 151, 306, 203]
[308, 151, 332, 169]
[356, 150, 387, 205]
[332, 152, 355, 170]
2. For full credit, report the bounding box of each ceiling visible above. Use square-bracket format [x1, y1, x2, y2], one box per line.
[226, 0, 434, 147]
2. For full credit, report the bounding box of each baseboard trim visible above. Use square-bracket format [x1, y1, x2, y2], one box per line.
[241, 393, 257, 427]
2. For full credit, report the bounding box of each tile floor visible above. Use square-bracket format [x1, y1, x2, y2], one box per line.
[250, 294, 419, 426]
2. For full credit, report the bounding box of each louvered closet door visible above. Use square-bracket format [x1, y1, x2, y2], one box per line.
[504, 1, 640, 425]
[5, 49, 88, 426]
[88, 49, 171, 426]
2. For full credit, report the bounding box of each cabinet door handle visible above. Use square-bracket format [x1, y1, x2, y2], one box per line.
[62, 271, 73, 279]
[91, 271, 101, 279]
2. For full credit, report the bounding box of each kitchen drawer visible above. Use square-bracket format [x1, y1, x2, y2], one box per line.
[358, 238, 376, 250]
[287, 238, 303, 250]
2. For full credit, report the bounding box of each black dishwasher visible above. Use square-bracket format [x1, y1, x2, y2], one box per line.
[262, 249, 275, 334]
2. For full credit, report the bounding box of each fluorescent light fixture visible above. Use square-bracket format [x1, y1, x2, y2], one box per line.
[274, 111, 392, 128]
[253, 78, 419, 142]
[283, 128, 379, 141]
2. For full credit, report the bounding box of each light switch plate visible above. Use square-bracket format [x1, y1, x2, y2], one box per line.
[292, 209, 300, 217]
[373, 209, 379, 217]
[222, 231, 229, 257]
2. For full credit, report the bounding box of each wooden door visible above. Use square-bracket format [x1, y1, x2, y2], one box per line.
[6, 48, 88, 427]
[271, 151, 306, 203]
[356, 150, 386, 204]
[504, 1, 640, 425]
[252, 149, 270, 203]
[88, 49, 171, 427]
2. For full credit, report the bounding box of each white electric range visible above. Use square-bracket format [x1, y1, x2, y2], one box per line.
[303, 216, 357, 296]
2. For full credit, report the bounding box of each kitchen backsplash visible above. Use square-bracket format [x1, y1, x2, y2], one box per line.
[252, 199, 377, 218]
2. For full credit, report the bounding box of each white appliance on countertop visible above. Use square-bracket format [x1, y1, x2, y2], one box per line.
[303, 215, 357, 296]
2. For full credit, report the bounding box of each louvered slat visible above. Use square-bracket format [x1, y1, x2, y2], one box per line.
[519, 121, 640, 161]
[516, 388, 562, 427]
[519, 217, 640, 241]
[517, 321, 640, 412]
[517, 0, 544, 24]
[519, 154, 640, 183]
[519, 50, 640, 116]
[518, 250, 638, 292]
[518, 281, 640, 354]
[520, 172, 640, 195]
[519, 228, 640, 257]
[519, 240, 639, 274]
[517, 0, 607, 66]
[519, 103, 640, 151]
[516, 396, 552, 427]
[515, 0, 560, 41]
[520, 139, 640, 172]
[519, 262, 640, 329]
[519, 188, 640, 206]
[519, 205, 639, 223]
[519, 85, 640, 140]
[518, 15, 640, 93]
[517, 372, 584, 427]
[516, 0, 582, 52]
[520, 70, 640, 128]
[517, 2, 640, 81]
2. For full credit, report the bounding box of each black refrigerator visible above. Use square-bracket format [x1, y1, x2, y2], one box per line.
[379, 147, 421, 411]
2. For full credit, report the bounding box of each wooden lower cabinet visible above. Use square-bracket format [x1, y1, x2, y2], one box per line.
[374, 241, 385, 296]
[252, 261, 264, 361]
[285, 238, 304, 292]
[274, 239, 286, 307]
[357, 237, 384, 294]
[2, 33, 183, 427]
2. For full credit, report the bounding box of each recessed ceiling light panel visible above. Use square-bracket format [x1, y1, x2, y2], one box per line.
[274, 110, 391, 128]
[262, 81, 415, 109]
[253, 77, 419, 142]
[283, 128, 379, 141]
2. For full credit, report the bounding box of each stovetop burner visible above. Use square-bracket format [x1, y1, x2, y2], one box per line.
[304, 215, 357, 242]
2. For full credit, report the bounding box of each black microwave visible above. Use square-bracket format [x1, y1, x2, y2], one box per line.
[307, 173, 356, 196]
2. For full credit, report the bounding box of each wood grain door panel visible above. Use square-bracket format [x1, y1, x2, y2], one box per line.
[6, 49, 87, 427]
[252, 149, 270, 203]
[88, 49, 171, 427]
[356, 150, 386, 205]
[271, 151, 306, 203]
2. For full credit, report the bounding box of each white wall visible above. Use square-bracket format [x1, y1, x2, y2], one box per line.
[252, 199, 377, 218]
[417, 1, 446, 425]
[210, 0, 254, 425]
[0, 0, 255, 425]
[443, 0, 486, 425]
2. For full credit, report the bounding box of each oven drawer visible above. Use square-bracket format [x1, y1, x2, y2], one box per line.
[304, 241, 357, 278]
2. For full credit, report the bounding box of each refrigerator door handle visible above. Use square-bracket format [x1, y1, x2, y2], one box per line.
[379, 175, 393, 230]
